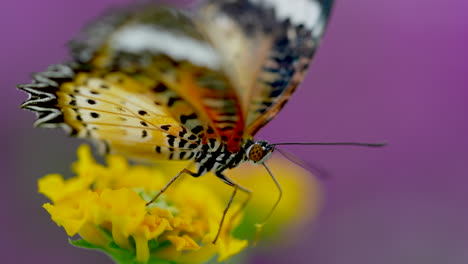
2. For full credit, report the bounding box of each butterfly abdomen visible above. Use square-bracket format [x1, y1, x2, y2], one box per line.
[193, 142, 249, 176]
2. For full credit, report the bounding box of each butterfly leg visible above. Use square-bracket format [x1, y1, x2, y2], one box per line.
[145, 168, 197, 206]
[213, 172, 252, 244]
[253, 163, 283, 244]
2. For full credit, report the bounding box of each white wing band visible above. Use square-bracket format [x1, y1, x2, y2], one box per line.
[111, 24, 222, 69]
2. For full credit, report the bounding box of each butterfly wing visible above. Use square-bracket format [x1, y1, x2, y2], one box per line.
[20, 5, 246, 160]
[197, 0, 334, 136]
[21, 1, 334, 160]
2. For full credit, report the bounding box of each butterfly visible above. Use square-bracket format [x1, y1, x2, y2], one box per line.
[20, 0, 335, 242]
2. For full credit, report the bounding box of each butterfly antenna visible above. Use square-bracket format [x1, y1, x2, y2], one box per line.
[275, 148, 329, 179]
[273, 142, 387, 147]
[254, 162, 283, 245]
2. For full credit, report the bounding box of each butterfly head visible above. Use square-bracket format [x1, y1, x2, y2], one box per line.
[246, 141, 275, 164]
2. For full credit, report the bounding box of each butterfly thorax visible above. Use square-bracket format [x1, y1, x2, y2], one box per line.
[192, 139, 275, 176]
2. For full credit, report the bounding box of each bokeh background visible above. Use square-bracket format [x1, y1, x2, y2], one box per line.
[3, 0, 468, 263]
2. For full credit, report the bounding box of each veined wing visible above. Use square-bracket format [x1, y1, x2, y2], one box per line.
[197, 0, 334, 136]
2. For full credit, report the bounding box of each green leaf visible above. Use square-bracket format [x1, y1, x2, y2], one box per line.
[69, 238, 101, 250]
[69, 239, 176, 264]
[98, 226, 114, 240]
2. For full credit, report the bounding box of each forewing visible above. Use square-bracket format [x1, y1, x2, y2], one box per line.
[22, 5, 249, 154]
[75, 5, 247, 152]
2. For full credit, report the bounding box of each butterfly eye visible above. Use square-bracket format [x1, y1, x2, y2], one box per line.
[247, 144, 265, 163]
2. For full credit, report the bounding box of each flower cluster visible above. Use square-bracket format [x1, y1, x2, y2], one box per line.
[39, 145, 322, 263]
[39, 145, 247, 263]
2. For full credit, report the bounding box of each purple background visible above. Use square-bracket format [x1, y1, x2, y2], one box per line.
[3, 0, 468, 263]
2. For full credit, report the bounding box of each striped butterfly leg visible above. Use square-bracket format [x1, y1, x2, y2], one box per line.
[145, 168, 198, 206]
[213, 172, 252, 244]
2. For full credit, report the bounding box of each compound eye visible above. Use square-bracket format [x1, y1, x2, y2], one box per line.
[248, 144, 264, 162]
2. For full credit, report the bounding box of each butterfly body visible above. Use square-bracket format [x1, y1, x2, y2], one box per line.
[20, 0, 335, 243]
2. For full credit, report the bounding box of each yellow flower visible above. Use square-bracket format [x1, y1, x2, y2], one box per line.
[39, 145, 248, 264]
[39, 145, 321, 263]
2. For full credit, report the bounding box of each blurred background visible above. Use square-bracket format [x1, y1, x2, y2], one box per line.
[3, 0, 468, 263]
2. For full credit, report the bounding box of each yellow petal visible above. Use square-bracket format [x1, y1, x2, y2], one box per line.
[72, 145, 100, 180]
[136, 215, 172, 241]
[43, 200, 86, 236]
[216, 237, 248, 262]
[94, 189, 145, 249]
[38, 174, 65, 202]
[167, 235, 200, 251]
[134, 234, 150, 263]
[133, 236, 150, 263]
[79, 222, 110, 247]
